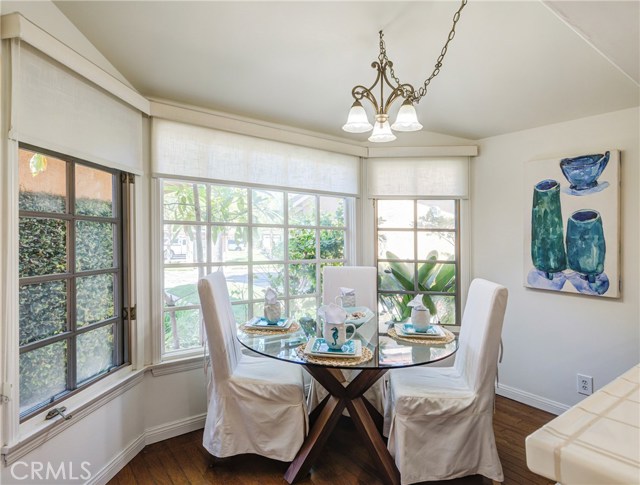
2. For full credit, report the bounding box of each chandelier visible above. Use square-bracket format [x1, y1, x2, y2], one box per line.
[342, 0, 467, 142]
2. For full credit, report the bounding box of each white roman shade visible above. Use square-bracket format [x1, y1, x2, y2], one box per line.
[366, 157, 469, 198]
[151, 119, 360, 195]
[15, 43, 143, 174]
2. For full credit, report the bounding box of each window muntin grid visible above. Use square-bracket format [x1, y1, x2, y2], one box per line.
[375, 199, 460, 326]
[17, 145, 126, 419]
[161, 180, 350, 354]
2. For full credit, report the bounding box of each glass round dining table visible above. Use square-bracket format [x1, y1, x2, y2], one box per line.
[237, 314, 458, 485]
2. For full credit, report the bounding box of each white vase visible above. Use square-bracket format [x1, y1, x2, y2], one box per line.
[411, 307, 430, 331]
[264, 302, 282, 323]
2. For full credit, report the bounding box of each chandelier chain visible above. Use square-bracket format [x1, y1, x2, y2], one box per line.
[381, 0, 468, 103]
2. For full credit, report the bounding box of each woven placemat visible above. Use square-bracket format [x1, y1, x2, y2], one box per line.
[295, 343, 373, 366]
[240, 321, 300, 336]
[387, 326, 455, 345]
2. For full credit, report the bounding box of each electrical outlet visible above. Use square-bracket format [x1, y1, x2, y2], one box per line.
[577, 374, 593, 395]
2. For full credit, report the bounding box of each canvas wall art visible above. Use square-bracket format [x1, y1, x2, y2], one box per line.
[523, 150, 620, 298]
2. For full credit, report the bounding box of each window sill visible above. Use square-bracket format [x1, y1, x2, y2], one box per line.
[150, 354, 204, 377]
[2, 366, 143, 465]
[160, 346, 205, 363]
[2, 355, 204, 466]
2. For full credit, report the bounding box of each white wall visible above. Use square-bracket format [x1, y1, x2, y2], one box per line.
[0, 1, 134, 89]
[0, 368, 207, 485]
[0, 2, 207, 482]
[472, 107, 640, 413]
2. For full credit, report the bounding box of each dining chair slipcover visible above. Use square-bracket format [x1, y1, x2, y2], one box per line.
[308, 266, 385, 414]
[198, 272, 308, 462]
[384, 278, 508, 484]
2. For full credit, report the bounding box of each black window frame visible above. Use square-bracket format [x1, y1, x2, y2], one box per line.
[18, 143, 129, 420]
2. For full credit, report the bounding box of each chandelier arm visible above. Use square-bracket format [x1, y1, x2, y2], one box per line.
[380, 65, 415, 113]
[351, 60, 384, 113]
[383, 87, 406, 116]
[352, 85, 380, 114]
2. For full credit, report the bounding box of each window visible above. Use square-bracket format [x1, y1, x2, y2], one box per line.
[376, 199, 459, 325]
[161, 180, 350, 354]
[18, 146, 128, 419]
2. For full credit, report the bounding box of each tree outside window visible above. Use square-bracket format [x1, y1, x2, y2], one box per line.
[161, 180, 350, 354]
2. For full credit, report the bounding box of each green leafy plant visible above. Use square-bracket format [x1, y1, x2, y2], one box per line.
[18, 192, 117, 410]
[266, 210, 345, 294]
[379, 250, 456, 323]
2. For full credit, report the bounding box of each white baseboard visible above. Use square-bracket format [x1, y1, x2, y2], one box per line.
[145, 413, 206, 445]
[496, 383, 569, 415]
[88, 434, 146, 485]
[90, 413, 206, 485]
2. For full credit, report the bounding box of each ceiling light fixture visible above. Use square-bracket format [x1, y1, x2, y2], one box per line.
[342, 0, 467, 143]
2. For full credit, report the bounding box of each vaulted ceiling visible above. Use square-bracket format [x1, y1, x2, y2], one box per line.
[51, 1, 639, 144]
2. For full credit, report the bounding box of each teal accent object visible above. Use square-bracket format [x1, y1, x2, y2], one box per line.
[531, 180, 567, 278]
[566, 210, 606, 283]
[331, 327, 339, 347]
[299, 317, 316, 338]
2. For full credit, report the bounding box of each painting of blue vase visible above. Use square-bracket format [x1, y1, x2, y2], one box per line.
[528, 180, 567, 290]
[524, 150, 620, 298]
[566, 210, 609, 295]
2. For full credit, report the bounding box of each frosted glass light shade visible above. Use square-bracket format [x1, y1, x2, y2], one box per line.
[391, 100, 423, 132]
[342, 101, 373, 133]
[368, 120, 396, 143]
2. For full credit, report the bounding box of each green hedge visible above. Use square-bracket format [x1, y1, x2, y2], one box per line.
[19, 192, 116, 412]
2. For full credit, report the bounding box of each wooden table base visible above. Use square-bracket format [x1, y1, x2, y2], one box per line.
[284, 366, 400, 485]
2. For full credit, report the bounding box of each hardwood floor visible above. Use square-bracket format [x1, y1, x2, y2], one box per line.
[108, 396, 556, 485]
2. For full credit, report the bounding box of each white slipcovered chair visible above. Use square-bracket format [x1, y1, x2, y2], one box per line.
[198, 271, 308, 462]
[321, 266, 378, 310]
[384, 278, 508, 484]
[308, 266, 385, 415]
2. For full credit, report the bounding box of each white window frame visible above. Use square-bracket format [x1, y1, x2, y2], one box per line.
[361, 155, 471, 330]
[0, 148, 141, 455]
[361, 198, 470, 331]
[374, 197, 461, 325]
[153, 178, 356, 362]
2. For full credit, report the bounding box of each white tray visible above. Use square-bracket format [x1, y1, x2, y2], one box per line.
[303, 337, 363, 358]
[395, 323, 446, 339]
[244, 317, 293, 331]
